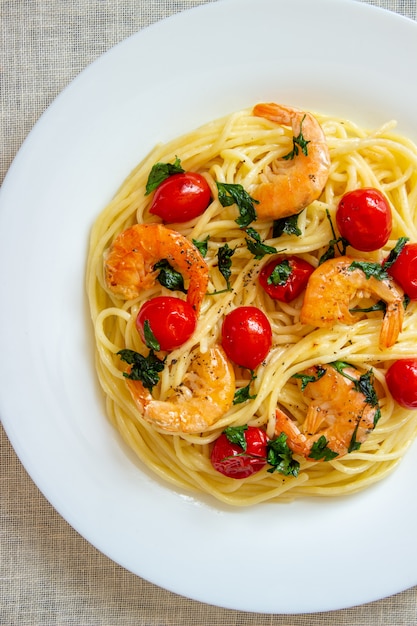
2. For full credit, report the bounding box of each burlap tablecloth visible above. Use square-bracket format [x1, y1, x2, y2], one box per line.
[2, 1, 417, 624]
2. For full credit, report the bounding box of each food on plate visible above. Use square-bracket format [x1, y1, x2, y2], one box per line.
[86, 103, 417, 505]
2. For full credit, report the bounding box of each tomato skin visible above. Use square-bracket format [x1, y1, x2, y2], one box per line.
[259, 255, 315, 302]
[136, 296, 197, 351]
[386, 359, 417, 409]
[221, 306, 272, 370]
[149, 172, 211, 223]
[211, 426, 268, 478]
[336, 188, 392, 251]
[386, 243, 417, 300]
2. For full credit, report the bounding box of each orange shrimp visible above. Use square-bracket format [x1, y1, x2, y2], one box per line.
[252, 103, 330, 220]
[300, 256, 404, 349]
[104, 223, 209, 314]
[275, 363, 380, 459]
[125, 345, 235, 434]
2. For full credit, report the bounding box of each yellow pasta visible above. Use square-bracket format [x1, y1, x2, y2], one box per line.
[86, 105, 417, 506]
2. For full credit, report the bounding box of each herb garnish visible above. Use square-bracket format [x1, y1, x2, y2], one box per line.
[233, 371, 257, 405]
[292, 366, 326, 391]
[145, 157, 184, 195]
[267, 259, 292, 286]
[348, 260, 388, 281]
[273, 214, 302, 238]
[118, 348, 165, 391]
[154, 259, 187, 293]
[267, 433, 300, 476]
[319, 210, 349, 264]
[217, 243, 235, 291]
[308, 436, 338, 461]
[192, 235, 210, 257]
[282, 114, 310, 160]
[383, 236, 409, 269]
[245, 227, 278, 260]
[216, 182, 258, 227]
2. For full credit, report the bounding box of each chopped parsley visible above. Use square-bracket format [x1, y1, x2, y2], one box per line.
[233, 371, 257, 405]
[217, 243, 235, 291]
[267, 259, 292, 286]
[308, 435, 338, 461]
[223, 425, 248, 450]
[216, 182, 258, 228]
[292, 366, 326, 391]
[282, 114, 310, 160]
[267, 433, 300, 476]
[348, 260, 388, 281]
[154, 259, 187, 293]
[145, 157, 184, 195]
[118, 348, 165, 391]
[192, 235, 210, 257]
[273, 214, 302, 238]
[245, 227, 278, 259]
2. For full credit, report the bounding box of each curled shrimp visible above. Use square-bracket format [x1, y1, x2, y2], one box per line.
[252, 103, 331, 220]
[275, 363, 380, 459]
[104, 223, 209, 314]
[125, 345, 235, 434]
[300, 256, 404, 349]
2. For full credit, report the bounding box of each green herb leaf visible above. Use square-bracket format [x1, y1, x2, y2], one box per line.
[245, 227, 278, 260]
[267, 259, 292, 286]
[318, 210, 349, 264]
[383, 236, 409, 269]
[350, 301, 386, 314]
[118, 348, 165, 391]
[267, 433, 300, 476]
[282, 114, 310, 160]
[217, 243, 235, 290]
[143, 320, 160, 351]
[192, 235, 210, 257]
[223, 425, 248, 451]
[154, 259, 187, 293]
[145, 157, 184, 195]
[292, 366, 326, 392]
[216, 182, 258, 228]
[309, 435, 338, 461]
[233, 371, 257, 405]
[349, 261, 388, 281]
[272, 214, 302, 238]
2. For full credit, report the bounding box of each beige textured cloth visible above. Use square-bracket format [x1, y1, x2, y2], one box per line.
[1, 1, 417, 624]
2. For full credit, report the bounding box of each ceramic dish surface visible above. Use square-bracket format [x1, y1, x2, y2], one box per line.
[1, 0, 417, 613]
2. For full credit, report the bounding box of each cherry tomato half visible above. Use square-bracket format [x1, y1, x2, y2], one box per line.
[259, 255, 315, 303]
[211, 426, 268, 478]
[136, 296, 197, 351]
[386, 359, 417, 408]
[149, 172, 211, 223]
[386, 243, 417, 300]
[336, 188, 392, 251]
[221, 306, 272, 370]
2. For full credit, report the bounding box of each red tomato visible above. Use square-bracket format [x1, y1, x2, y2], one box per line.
[259, 255, 315, 302]
[221, 306, 272, 370]
[136, 296, 197, 351]
[211, 426, 268, 478]
[336, 188, 392, 251]
[149, 172, 211, 222]
[386, 359, 417, 409]
[386, 243, 417, 300]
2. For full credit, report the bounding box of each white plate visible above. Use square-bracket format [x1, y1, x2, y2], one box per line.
[1, 0, 417, 614]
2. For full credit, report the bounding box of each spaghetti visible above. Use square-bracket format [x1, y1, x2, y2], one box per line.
[86, 104, 417, 506]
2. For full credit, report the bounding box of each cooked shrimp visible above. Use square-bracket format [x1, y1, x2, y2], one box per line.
[104, 223, 209, 314]
[125, 345, 235, 434]
[252, 103, 330, 220]
[300, 256, 404, 349]
[275, 363, 380, 459]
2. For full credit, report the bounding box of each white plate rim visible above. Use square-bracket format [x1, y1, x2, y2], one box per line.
[1, 0, 417, 614]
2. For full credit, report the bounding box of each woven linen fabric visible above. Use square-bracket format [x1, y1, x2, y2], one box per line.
[1, 1, 417, 625]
